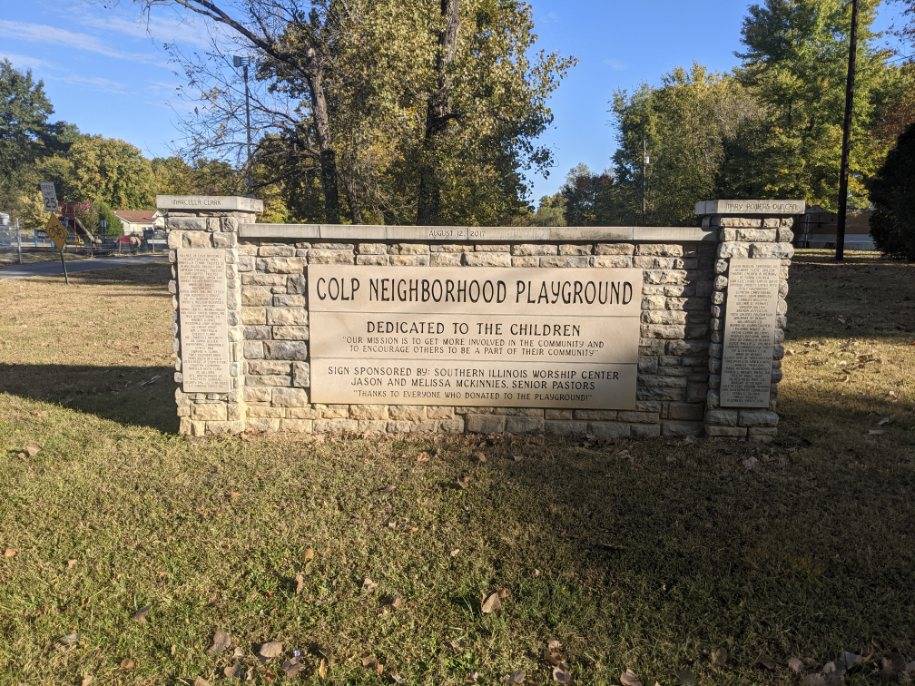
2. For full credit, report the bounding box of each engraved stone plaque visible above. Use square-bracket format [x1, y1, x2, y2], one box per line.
[720, 259, 780, 408]
[308, 266, 642, 408]
[177, 248, 231, 393]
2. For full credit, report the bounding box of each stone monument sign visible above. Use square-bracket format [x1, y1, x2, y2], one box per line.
[308, 265, 642, 408]
[176, 248, 231, 393]
[720, 259, 781, 408]
[160, 195, 801, 441]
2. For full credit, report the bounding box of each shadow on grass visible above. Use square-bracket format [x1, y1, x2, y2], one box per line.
[0, 363, 177, 432]
[22, 261, 171, 290]
[472, 388, 914, 672]
[787, 259, 914, 342]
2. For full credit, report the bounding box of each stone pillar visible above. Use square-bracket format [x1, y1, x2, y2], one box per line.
[158, 195, 263, 436]
[696, 199, 804, 442]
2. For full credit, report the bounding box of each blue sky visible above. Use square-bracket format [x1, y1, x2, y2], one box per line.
[0, 0, 907, 203]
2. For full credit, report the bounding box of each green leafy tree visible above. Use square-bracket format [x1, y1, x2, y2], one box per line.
[731, 0, 898, 209]
[560, 164, 633, 226]
[0, 60, 54, 216]
[531, 193, 566, 226]
[869, 122, 915, 259]
[97, 202, 123, 236]
[140, 0, 572, 226]
[42, 134, 156, 208]
[612, 65, 760, 225]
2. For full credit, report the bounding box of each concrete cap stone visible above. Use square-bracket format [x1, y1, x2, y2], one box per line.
[695, 199, 805, 216]
[157, 195, 264, 213]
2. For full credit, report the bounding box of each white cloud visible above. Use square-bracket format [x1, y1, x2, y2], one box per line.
[0, 52, 49, 70]
[0, 19, 163, 66]
[0, 50, 128, 94]
[51, 73, 129, 94]
[602, 58, 627, 72]
[77, 13, 218, 49]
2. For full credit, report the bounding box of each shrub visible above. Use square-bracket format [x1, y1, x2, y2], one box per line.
[869, 122, 915, 260]
[96, 201, 122, 236]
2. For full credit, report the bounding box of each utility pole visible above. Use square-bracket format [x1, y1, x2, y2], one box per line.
[642, 137, 650, 218]
[836, 0, 859, 263]
[234, 56, 254, 194]
[16, 218, 22, 265]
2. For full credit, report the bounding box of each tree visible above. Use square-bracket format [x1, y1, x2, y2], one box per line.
[732, 0, 898, 209]
[531, 193, 565, 226]
[898, 0, 914, 46]
[139, 0, 572, 226]
[869, 122, 915, 259]
[43, 135, 156, 208]
[0, 60, 54, 216]
[612, 65, 760, 225]
[560, 164, 633, 226]
[98, 202, 124, 236]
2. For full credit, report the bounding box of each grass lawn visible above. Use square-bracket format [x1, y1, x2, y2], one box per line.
[0, 252, 912, 685]
[0, 249, 92, 268]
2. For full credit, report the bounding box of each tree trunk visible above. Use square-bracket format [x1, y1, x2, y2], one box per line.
[342, 169, 363, 224]
[417, 0, 460, 225]
[308, 67, 341, 224]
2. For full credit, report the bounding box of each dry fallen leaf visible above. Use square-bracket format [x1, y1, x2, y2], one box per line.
[295, 572, 305, 594]
[361, 655, 384, 674]
[120, 658, 135, 670]
[620, 668, 642, 686]
[259, 640, 284, 659]
[416, 451, 431, 463]
[223, 663, 244, 679]
[544, 640, 564, 666]
[193, 677, 211, 686]
[504, 670, 525, 684]
[207, 629, 233, 656]
[303, 547, 315, 563]
[131, 607, 150, 623]
[67, 559, 77, 570]
[449, 548, 461, 557]
[788, 657, 804, 674]
[3, 548, 17, 558]
[282, 656, 305, 677]
[362, 577, 377, 593]
[80, 676, 93, 686]
[24, 443, 41, 457]
[380, 594, 403, 611]
[553, 665, 573, 684]
[58, 632, 79, 647]
[838, 651, 861, 670]
[481, 591, 502, 614]
[317, 657, 328, 678]
[455, 474, 471, 490]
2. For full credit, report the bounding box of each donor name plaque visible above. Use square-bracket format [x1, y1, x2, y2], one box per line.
[720, 258, 780, 408]
[308, 266, 643, 409]
[177, 248, 231, 393]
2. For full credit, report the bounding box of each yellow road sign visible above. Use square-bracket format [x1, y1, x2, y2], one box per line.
[46, 215, 67, 252]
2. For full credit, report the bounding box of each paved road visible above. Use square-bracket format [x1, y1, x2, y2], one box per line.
[0, 256, 167, 280]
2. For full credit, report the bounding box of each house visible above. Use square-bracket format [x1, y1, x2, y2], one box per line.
[113, 209, 165, 236]
[795, 206, 875, 250]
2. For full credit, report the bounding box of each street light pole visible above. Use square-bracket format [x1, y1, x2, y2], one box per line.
[836, 0, 859, 263]
[234, 55, 254, 194]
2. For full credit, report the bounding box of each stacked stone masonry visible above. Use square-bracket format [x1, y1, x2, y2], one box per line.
[163, 199, 796, 441]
